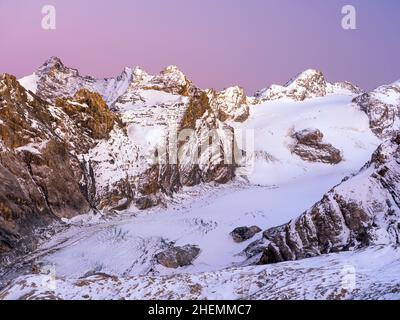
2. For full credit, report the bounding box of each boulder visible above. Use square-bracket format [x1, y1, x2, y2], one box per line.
[155, 245, 200, 268]
[230, 226, 262, 243]
[135, 196, 157, 210]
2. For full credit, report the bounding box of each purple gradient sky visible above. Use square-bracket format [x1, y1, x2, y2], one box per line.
[0, 0, 399, 94]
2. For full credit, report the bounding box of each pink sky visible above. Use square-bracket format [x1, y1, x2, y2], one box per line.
[0, 0, 399, 94]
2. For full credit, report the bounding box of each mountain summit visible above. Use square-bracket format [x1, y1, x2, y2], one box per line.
[254, 69, 362, 102]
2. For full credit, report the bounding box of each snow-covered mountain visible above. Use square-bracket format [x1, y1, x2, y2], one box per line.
[254, 69, 363, 103]
[0, 58, 399, 300]
[19, 57, 133, 106]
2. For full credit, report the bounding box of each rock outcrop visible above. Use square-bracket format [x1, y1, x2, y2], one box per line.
[155, 245, 200, 268]
[55, 88, 121, 140]
[353, 81, 400, 139]
[141, 65, 193, 96]
[230, 226, 261, 243]
[290, 128, 342, 164]
[207, 86, 249, 123]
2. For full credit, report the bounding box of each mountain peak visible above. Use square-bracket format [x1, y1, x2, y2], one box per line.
[286, 69, 325, 87]
[255, 69, 327, 102]
[162, 65, 183, 74]
[160, 65, 187, 81]
[132, 66, 148, 77]
[39, 56, 65, 71]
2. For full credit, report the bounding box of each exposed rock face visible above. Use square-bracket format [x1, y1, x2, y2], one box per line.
[55, 88, 121, 140]
[207, 86, 250, 123]
[125, 78, 240, 195]
[155, 245, 200, 268]
[0, 74, 95, 264]
[230, 226, 261, 243]
[178, 89, 238, 187]
[246, 134, 400, 264]
[99, 85, 238, 208]
[255, 69, 327, 102]
[290, 128, 342, 164]
[353, 82, 400, 139]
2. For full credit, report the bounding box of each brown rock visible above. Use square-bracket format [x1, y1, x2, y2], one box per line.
[230, 226, 262, 243]
[290, 128, 342, 164]
[56, 89, 121, 140]
[155, 245, 200, 268]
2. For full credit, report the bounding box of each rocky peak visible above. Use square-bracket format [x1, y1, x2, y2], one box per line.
[254, 69, 327, 102]
[37, 56, 78, 79]
[19, 57, 134, 106]
[145, 65, 192, 95]
[283, 68, 327, 100]
[254, 69, 361, 103]
[220, 85, 246, 98]
[161, 65, 185, 76]
[131, 66, 149, 79]
[208, 86, 249, 122]
[116, 67, 133, 81]
[38, 56, 65, 72]
[285, 69, 325, 87]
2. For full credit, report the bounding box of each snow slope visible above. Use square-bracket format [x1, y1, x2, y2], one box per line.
[234, 94, 379, 185]
[18, 73, 38, 93]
